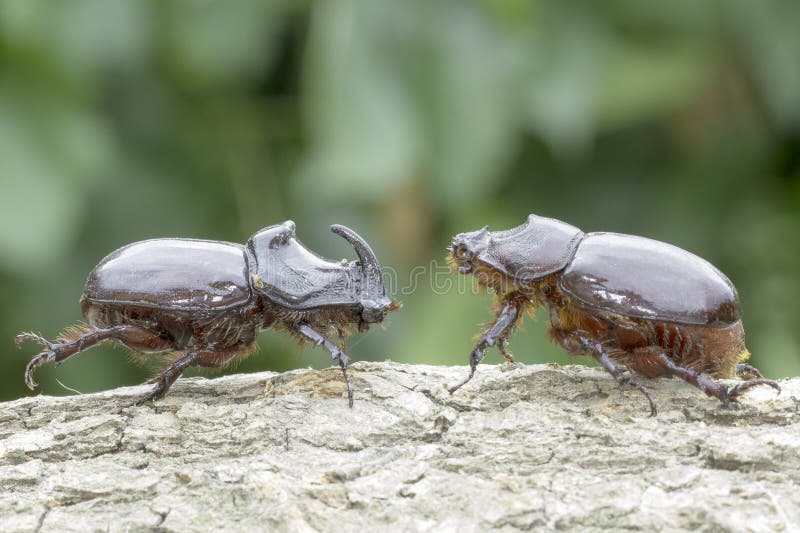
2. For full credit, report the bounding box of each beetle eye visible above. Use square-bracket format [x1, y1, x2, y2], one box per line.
[454, 245, 468, 259]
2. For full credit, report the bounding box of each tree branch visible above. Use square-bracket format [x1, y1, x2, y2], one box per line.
[1, 362, 797, 531]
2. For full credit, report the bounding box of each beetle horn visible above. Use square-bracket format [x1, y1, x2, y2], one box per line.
[330, 224, 383, 288]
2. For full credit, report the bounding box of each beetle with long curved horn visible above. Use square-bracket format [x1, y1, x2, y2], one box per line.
[17, 220, 401, 408]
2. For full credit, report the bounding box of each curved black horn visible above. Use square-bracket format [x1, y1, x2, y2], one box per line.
[330, 224, 382, 284]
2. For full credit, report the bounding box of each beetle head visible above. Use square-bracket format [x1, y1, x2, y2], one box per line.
[331, 225, 401, 329]
[449, 225, 491, 274]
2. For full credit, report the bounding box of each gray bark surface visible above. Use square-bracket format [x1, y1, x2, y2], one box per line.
[0, 362, 798, 532]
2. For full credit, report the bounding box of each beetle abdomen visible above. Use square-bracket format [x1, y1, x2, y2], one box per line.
[548, 298, 748, 379]
[559, 232, 740, 326]
[84, 239, 251, 311]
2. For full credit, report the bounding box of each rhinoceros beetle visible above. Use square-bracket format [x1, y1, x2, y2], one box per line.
[447, 214, 779, 415]
[17, 221, 399, 407]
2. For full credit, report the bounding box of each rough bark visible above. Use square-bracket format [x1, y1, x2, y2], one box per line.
[0, 362, 798, 532]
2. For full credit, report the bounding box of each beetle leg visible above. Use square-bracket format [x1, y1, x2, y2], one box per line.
[127, 351, 199, 408]
[657, 355, 726, 402]
[16, 326, 171, 390]
[498, 338, 515, 363]
[658, 355, 779, 409]
[581, 340, 657, 416]
[336, 327, 348, 352]
[122, 344, 259, 410]
[448, 301, 520, 394]
[294, 323, 354, 407]
[497, 337, 516, 363]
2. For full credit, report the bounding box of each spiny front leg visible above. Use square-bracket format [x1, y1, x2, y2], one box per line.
[294, 323, 354, 407]
[448, 301, 520, 395]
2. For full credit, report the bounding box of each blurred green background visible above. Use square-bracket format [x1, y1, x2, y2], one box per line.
[1, 0, 799, 402]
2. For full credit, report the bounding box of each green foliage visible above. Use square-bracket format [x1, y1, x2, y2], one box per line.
[1, 0, 798, 401]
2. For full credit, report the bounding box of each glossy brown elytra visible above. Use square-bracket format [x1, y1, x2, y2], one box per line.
[447, 214, 780, 415]
[16, 221, 399, 407]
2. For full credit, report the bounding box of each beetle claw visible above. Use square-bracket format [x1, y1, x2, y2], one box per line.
[725, 378, 781, 404]
[447, 367, 476, 395]
[15, 332, 55, 351]
[127, 379, 170, 408]
[617, 374, 657, 416]
[498, 338, 515, 363]
[116, 388, 160, 412]
[134, 389, 160, 406]
[735, 363, 766, 380]
[24, 350, 56, 390]
[18, 332, 62, 390]
[449, 346, 483, 394]
[336, 355, 354, 408]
